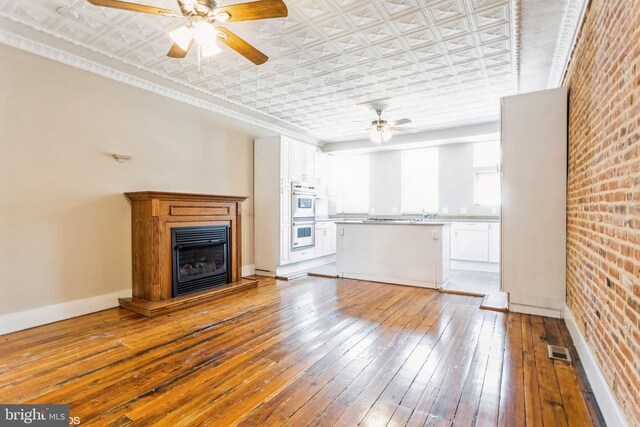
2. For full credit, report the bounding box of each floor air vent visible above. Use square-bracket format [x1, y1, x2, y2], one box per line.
[548, 345, 572, 362]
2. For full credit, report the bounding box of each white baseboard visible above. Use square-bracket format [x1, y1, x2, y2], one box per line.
[509, 302, 563, 319]
[242, 264, 255, 277]
[564, 307, 629, 427]
[0, 289, 132, 335]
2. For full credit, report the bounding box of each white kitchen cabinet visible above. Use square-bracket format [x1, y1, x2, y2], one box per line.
[315, 222, 337, 257]
[290, 246, 316, 264]
[501, 88, 567, 316]
[290, 141, 303, 182]
[303, 143, 316, 182]
[280, 136, 291, 185]
[450, 222, 494, 262]
[456, 230, 489, 261]
[289, 139, 317, 183]
[488, 223, 500, 263]
[280, 185, 290, 227]
[255, 136, 294, 274]
[280, 226, 291, 264]
[255, 136, 327, 276]
[338, 222, 450, 289]
[315, 151, 327, 186]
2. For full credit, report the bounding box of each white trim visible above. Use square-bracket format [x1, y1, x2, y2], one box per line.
[564, 307, 630, 427]
[241, 264, 256, 277]
[0, 289, 132, 335]
[548, 0, 590, 87]
[510, 0, 522, 93]
[509, 302, 563, 319]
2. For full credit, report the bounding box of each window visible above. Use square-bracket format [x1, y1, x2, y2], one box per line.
[327, 155, 370, 214]
[473, 142, 501, 205]
[401, 148, 438, 213]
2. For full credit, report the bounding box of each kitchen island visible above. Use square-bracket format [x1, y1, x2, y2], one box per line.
[336, 221, 450, 289]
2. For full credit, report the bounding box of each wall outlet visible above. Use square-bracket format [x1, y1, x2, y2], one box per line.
[491, 206, 499, 214]
[391, 207, 398, 214]
[460, 207, 468, 214]
[432, 230, 440, 240]
[369, 207, 375, 214]
[441, 207, 449, 214]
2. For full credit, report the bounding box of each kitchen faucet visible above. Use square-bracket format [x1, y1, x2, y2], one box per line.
[422, 209, 436, 220]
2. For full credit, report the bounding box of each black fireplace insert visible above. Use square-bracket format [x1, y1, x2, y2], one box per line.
[171, 225, 231, 297]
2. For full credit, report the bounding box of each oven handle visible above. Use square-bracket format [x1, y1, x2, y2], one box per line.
[174, 240, 225, 250]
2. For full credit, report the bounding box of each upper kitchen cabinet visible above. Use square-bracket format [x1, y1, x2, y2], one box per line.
[501, 88, 568, 317]
[290, 140, 317, 183]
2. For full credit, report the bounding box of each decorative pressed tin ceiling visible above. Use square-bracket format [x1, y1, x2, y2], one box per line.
[0, 0, 584, 143]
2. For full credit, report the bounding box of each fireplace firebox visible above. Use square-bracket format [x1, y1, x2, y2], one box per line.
[172, 225, 231, 297]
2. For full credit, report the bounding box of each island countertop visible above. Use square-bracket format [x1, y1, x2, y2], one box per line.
[335, 220, 450, 226]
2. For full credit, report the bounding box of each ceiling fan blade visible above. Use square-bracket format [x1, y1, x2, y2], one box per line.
[215, 0, 288, 22]
[167, 41, 191, 58]
[217, 27, 268, 65]
[390, 118, 412, 126]
[390, 126, 419, 132]
[87, 0, 179, 17]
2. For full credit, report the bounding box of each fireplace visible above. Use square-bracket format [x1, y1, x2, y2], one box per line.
[172, 225, 230, 296]
[119, 191, 258, 317]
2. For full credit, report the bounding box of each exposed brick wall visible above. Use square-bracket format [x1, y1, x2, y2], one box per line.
[563, 0, 640, 424]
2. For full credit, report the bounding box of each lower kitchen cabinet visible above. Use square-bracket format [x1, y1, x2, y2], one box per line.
[315, 222, 337, 257]
[451, 222, 500, 263]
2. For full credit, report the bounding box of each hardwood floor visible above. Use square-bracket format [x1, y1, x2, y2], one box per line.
[0, 277, 603, 426]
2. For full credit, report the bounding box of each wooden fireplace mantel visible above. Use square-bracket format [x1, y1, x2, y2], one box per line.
[119, 191, 257, 316]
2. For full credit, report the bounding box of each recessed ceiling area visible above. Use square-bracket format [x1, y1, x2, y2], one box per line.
[0, 0, 584, 144]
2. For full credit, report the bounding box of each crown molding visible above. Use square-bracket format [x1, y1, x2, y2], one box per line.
[0, 19, 322, 146]
[547, 0, 590, 87]
[510, 0, 522, 93]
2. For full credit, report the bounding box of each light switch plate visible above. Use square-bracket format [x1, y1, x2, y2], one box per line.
[441, 207, 449, 214]
[391, 207, 398, 214]
[460, 207, 468, 214]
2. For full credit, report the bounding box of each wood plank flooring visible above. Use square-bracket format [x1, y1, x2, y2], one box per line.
[0, 276, 603, 426]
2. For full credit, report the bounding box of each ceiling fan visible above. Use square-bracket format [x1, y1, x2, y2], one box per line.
[86, 0, 288, 65]
[368, 108, 413, 144]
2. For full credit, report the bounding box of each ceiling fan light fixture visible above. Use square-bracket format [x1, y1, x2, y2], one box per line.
[370, 128, 392, 144]
[214, 12, 231, 22]
[200, 37, 221, 56]
[170, 26, 193, 50]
